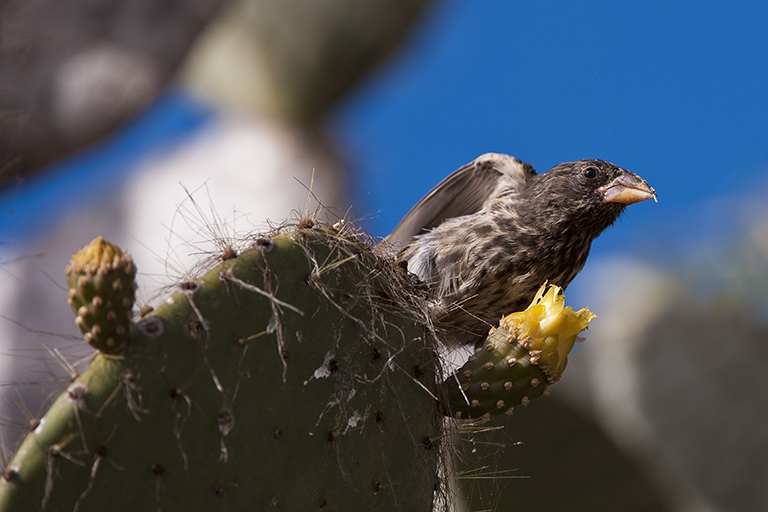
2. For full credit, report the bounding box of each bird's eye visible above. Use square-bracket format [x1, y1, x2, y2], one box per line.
[583, 167, 597, 179]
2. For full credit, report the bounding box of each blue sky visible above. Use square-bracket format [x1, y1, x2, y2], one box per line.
[335, 0, 768, 260]
[4, 0, 768, 270]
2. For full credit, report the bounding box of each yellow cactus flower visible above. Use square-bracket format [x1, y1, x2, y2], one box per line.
[499, 284, 595, 382]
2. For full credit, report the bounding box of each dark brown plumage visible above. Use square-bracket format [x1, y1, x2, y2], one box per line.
[384, 153, 656, 346]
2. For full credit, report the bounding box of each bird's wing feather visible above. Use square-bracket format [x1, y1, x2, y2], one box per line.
[384, 153, 535, 248]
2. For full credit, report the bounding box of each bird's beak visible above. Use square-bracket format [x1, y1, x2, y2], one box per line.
[598, 169, 657, 205]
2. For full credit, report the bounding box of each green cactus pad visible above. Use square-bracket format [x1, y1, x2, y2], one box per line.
[65, 237, 137, 354]
[442, 327, 550, 419]
[1, 229, 442, 512]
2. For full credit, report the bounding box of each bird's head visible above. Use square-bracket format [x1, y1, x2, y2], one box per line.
[528, 159, 656, 234]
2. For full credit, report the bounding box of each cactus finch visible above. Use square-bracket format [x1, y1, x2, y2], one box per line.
[383, 153, 656, 347]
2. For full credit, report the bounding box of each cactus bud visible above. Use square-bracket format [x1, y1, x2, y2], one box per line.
[65, 237, 136, 353]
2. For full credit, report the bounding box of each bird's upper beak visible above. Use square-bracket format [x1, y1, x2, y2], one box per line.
[598, 169, 657, 205]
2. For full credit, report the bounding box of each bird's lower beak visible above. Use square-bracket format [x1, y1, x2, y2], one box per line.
[598, 170, 657, 205]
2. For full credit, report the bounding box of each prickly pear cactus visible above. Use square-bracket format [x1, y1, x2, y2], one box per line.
[0, 227, 444, 512]
[443, 286, 595, 419]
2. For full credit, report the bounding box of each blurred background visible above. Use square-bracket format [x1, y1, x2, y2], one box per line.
[2, 1, 768, 510]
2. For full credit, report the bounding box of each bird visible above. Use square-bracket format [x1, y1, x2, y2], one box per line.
[383, 153, 656, 347]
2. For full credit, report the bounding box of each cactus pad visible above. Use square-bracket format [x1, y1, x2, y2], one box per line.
[0, 228, 443, 512]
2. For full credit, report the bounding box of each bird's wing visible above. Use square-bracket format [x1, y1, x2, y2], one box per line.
[384, 153, 535, 248]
